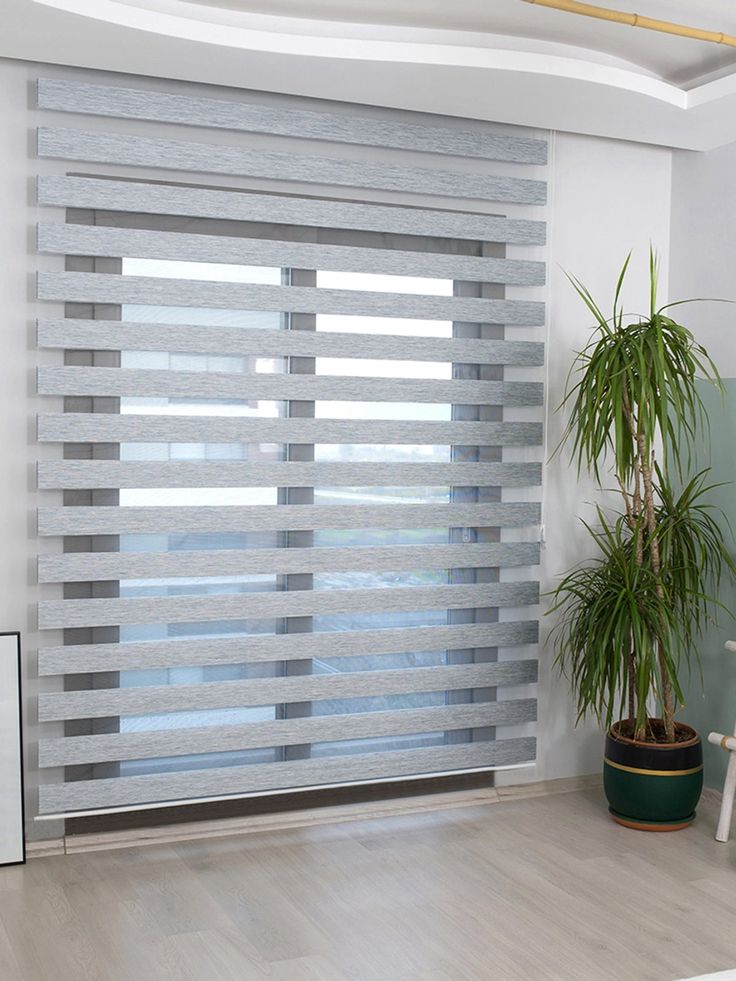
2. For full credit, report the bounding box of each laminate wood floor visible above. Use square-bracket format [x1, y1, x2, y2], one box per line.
[1, 787, 735, 981]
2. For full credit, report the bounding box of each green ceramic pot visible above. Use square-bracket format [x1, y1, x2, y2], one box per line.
[603, 721, 703, 831]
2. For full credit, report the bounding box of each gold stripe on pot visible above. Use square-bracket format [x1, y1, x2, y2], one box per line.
[604, 758, 703, 777]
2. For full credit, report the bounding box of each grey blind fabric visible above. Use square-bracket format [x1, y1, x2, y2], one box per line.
[37, 79, 548, 164]
[37, 223, 546, 285]
[37, 177, 547, 245]
[37, 271, 544, 324]
[37, 128, 546, 205]
[35, 77, 545, 817]
[38, 317, 545, 365]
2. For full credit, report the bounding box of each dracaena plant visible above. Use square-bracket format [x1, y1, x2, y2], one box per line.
[548, 250, 735, 743]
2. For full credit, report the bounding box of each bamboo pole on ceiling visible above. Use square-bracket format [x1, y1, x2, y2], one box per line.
[522, 0, 736, 49]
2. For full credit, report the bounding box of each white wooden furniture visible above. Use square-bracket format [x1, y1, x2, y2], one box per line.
[0, 632, 24, 865]
[707, 640, 736, 843]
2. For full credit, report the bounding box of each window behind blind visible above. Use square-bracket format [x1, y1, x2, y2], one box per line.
[33, 77, 547, 818]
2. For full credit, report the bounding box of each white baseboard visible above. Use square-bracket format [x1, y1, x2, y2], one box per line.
[497, 773, 601, 800]
[26, 772, 603, 858]
[26, 838, 65, 858]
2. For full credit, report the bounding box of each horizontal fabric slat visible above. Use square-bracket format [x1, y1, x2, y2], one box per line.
[38, 502, 542, 535]
[38, 620, 540, 674]
[38, 699, 538, 768]
[37, 460, 542, 490]
[37, 176, 547, 245]
[37, 319, 546, 366]
[37, 79, 548, 165]
[37, 366, 544, 406]
[37, 739, 537, 814]
[38, 659, 539, 721]
[38, 542, 541, 583]
[38, 581, 540, 629]
[37, 271, 546, 325]
[37, 128, 548, 205]
[37, 223, 546, 287]
[37, 415, 543, 445]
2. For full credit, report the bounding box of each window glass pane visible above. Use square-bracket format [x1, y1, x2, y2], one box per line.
[123, 305, 282, 328]
[123, 257, 281, 285]
[317, 357, 449, 380]
[316, 270, 453, 296]
[117, 256, 285, 764]
[306, 269, 461, 751]
[122, 746, 278, 777]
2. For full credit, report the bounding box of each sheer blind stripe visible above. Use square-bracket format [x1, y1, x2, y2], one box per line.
[37, 128, 547, 205]
[38, 621, 539, 676]
[37, 223, 546, 286]
[37, 176, 547, 245]
[39, 542, 541, 583]
[38, 503, 542, 536]
[37, 367, 543, 406]
[37, 79, 548, 164]
[37, 272, 546, 325]
[39, 582, 540, 630]
[37, 461, 543, 491]
[38, 416, 543, 445]
[36, 76, 546, 815]
[38, 319, 546, 366]
[39, 700, 538, 769]
[39, 661, 539, 722]
[38, 741, 538, 815]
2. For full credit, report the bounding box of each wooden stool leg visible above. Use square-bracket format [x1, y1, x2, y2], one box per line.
[716, 749, 736, 842]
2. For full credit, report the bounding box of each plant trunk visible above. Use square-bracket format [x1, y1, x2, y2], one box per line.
[621, 389, 675, 743]
[627, 643, 636, 729]
[620, 394, 647, 738]
[637, 437, 676, 743]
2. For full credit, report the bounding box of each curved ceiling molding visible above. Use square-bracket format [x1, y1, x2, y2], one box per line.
[31, 0, 689, 107]
[12, 0, 736, 150]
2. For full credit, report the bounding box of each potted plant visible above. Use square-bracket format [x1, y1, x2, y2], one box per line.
[549, 251, 736, 830]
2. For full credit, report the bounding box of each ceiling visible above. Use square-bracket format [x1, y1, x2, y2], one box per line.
[7, 0, 736, 150]
[187, 0, 736, 86]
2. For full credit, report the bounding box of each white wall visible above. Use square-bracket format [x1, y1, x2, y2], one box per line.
[668, 141, 736, 789]
[0, 56, 674, 836]
[498, 131, 673, 786]
[669, 142, 736, 365]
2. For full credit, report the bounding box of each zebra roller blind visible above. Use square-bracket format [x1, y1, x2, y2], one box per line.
[35, 77, 546, 817]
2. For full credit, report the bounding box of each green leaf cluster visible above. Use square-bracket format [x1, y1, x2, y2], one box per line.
[549, 252, 735, 739]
